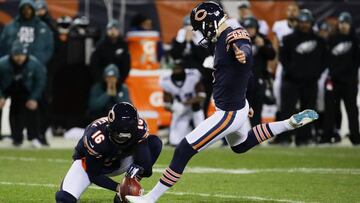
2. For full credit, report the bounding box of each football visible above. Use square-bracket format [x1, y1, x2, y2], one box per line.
[119, 177, 143, 202]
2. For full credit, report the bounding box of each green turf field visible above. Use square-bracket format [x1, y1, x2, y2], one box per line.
[0, 146, 360, 203]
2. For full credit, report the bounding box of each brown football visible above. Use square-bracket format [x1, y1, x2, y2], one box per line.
[119, 177, 143, 202]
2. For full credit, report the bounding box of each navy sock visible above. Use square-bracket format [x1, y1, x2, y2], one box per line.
[159, 139, 197, 187]
[231, 123, 274, 153]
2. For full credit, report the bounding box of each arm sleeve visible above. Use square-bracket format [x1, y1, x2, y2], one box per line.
[85, 155, 119, 192]
[226, 28, 252, 61]
[279, 37, 291, 71]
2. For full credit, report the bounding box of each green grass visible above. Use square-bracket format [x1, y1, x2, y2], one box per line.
[1, 146, 360, 202]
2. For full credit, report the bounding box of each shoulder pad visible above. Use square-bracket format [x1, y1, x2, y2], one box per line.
[226, 28, 251, 45]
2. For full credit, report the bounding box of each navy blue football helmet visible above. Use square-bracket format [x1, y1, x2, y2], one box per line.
[107, 102, 139, 144]
[190, 1, 226, 47]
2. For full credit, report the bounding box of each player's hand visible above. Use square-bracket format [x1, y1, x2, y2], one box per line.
[0, 98, 5, 109]
[232, 44, 246, 64]
[26, 100, 38, 110]
[254, 36, 265, 47]
[248, 107, 254, 118]
[125, 164, 144, 179]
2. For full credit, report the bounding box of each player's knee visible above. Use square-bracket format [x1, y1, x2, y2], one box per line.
[55, 190, 77, 203]
[175, 139, 197, 157]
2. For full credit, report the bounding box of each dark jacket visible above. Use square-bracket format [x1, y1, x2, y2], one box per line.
[88, 82, 131, 118]
[328, 31, 360, 83]
[0, 55, 46, 100]
[280, 30, 327, 82]
[170, 38, 210, 70]
[90, 36, 131, 83]
[251, 34, 276, 80]
[0, 0, 54, 65]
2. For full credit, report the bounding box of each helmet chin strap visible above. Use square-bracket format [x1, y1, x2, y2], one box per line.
[214, 15, 228, 40]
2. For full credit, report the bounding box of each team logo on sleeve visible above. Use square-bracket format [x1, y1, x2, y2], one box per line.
[296, 40, 317, 54]
[195, 9, 207, 21]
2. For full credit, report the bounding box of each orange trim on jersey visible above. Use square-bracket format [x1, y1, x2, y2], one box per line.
[83, 136, 99, 156]
[81, 158, 87, 171]
[193, 111, 234, 150]
[261, 124, 272, 139]
[252, 127, 262, 143]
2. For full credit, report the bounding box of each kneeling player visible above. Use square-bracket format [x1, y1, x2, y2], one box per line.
[160, 60, 205, 146]
[55, 102, 162, 203]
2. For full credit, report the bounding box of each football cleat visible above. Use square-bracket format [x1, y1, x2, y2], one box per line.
[289, 109, 319, 128]
[125, 195, 154, 203]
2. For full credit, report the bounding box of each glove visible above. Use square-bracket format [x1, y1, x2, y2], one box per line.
[125, 164, 144, 179]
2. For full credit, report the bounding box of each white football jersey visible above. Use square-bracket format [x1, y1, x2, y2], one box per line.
[160, 69, 201, 103]
[272, 19, 294, 46]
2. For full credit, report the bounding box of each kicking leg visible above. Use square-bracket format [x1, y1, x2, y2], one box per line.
[231, 109, 319, 153]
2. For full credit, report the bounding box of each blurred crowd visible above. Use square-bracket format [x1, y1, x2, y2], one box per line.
[0, 0, 359, 148]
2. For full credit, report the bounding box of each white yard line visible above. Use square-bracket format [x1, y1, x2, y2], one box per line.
[0, 181, 306, 203]
[1, 155, 359, 175]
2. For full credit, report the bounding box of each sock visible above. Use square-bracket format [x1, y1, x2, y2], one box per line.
[146, 139, 197, 201]
[267, 119, 294, 135]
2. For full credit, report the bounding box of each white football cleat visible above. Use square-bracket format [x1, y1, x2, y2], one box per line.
[289, 109, 319, 128]
[126, 195, 154, 203]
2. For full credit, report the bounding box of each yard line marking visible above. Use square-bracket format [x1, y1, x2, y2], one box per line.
[1, 156, 360, 175]
[0, 181, 306, 203]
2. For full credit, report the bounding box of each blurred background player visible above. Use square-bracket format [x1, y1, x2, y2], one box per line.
[278, 9, 326, 146]
[237, 0, 269, 36]
[0, 0, 53, 65]
[270, 3, 299, 144]
[126, 2, 318, 202]
[242, 16, 276, 126]
[55, 102, 162, 203]
[160, 60, 205, 146]
[88, 64, 131, 120]
[170, 16, 212, 116]
[323, 12, 360, 145]
[91, 20, 130, 83]
[0, 41, 46, 147]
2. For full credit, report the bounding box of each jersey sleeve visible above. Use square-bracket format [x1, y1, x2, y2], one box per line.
[225, 28, 251, 47]
[82, 128, 109, 159]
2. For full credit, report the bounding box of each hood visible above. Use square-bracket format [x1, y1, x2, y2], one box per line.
[18, 0, 36, 20]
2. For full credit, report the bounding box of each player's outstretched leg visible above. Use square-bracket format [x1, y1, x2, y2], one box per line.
[231, 109, 319, 153]
[126, 139, 197, 203]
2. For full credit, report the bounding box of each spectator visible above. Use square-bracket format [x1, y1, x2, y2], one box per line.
[237, 0, 269, 36]
[323, 12, 360, 145]
[34, 0, 57, 32]
[242, 17, 276, 126]
[170, 15, 212, 116]
[279, 9, 327, 146]
[160, 60, 205, 146]
[0, 41, 46, 147]
[88, 64, 131, 119]
[270, 2, 300, 145]
[126, 14, 163, 70]
[90, 20, 130, 83]
[0, 0, 54, 65]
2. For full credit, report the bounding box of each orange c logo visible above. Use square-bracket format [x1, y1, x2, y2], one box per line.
[195, 9, 207, 21]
